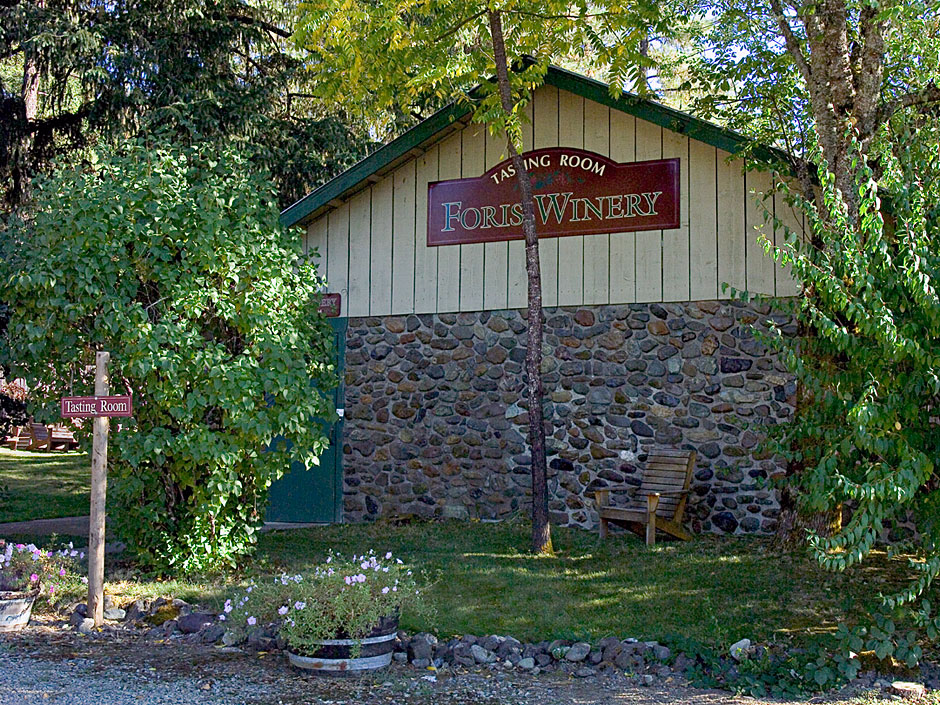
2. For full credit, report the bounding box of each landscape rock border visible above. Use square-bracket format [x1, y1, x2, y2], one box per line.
[57, 597, 940, 695]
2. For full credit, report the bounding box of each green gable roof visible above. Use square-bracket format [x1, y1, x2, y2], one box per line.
[281, 65, 773, 229]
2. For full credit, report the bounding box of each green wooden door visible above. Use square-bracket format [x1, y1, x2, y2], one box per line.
[266, 317, 346, 523]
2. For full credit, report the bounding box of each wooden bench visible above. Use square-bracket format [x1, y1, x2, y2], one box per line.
[594, 449, 696, 546]
[27, 423, 51, 451]
[4, 426, 30, 450]
[48, 425, 78, 451]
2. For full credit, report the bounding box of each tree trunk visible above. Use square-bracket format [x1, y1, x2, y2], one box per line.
[487, 9, 552, 555]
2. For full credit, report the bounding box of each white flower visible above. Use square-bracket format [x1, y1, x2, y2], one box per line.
[278, 606, 289, 616]
[385, 552, 392, 559]
[294, 601, 306, 610]
[361, 561, 370, 570]
[382, 587, 390, 594]
[219, 614, 226, 621]
[246, 616, 256, 626]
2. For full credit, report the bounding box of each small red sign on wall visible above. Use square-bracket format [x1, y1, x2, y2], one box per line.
[60, 395, 134, 418]
[318, 293, 342, 318]
[427, 148, 679, 247]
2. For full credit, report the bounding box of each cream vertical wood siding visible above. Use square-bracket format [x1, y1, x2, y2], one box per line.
[304, 85, 800, 315]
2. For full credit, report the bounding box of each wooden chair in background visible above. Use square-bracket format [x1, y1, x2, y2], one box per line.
[594, 449, 697, 547]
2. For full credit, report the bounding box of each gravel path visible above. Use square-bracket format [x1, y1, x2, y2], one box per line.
[0, 624, 873, 705]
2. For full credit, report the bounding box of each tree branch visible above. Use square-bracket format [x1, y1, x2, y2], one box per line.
[768, 0, 812, 85]
[433, 10, 485, 42]
[876, 84, 940, 125]
[228, 13, 291, 39]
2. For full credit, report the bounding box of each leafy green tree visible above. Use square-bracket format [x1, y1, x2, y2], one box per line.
[0, 142, 337, 573]
[678, 0, 940, 613]
[0, 0, 368, 210]
[294, 0, 673, 554]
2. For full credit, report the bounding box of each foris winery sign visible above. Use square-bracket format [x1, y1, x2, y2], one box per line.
[427, 148, 679, 247]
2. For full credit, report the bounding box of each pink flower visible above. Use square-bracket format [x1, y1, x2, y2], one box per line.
[385, 552, 392, 559]
[382, 587, 390, 594]
[278, 606, 289, 616]
[246, 616, 257, 626]
[59, 568, 66, 577]
[29, 573, 38, 582]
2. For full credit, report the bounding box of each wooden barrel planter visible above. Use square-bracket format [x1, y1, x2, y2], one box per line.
[287, 615, 398, 674]
[0, 589, 39, 632]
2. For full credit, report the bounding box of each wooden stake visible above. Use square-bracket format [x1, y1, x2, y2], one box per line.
[88, 351, 110, 627]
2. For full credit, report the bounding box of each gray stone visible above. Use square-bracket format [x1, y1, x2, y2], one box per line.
[517, 657, 536, 670]
[201, 623, 226, 643]
[890, 681, 926, 699]
[651, 644, 671, 661]
[178, 612, 215, 634]
[411, 658, 431, 668]
[442, 504, 469, 520]
[221, 629, 244, 647]
[408, 633, 437, 662]
[729, 638, 752, 660]
[76, 618, 95, 634]
[574, 667, 596, 677]
[565, 642, 591, 662]
[471, 644, 495, 664]
[102, 607, 126, 621]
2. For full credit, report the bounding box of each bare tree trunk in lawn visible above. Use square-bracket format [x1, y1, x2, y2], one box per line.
[487, 9, 553, 555]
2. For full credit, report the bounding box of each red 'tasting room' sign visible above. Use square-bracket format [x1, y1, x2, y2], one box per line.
[60, 395, 133, 418]
[427, 148, 679, 247]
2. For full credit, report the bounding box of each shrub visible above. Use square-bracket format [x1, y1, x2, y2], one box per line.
[0, 141, 337, 573]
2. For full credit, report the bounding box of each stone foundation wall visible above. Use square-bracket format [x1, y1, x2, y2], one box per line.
[341, 301, 795, 534]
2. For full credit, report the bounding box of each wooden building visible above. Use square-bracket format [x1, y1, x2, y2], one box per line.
[274, 66, 799, 535]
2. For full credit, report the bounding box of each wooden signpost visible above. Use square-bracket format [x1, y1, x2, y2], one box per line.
[60, 352, 133, 627]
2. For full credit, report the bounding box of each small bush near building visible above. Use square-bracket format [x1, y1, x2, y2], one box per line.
[0, 142, 337, 574]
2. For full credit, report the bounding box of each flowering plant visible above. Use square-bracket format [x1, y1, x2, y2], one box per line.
[0, 540, 86, 608]
[221, 550, 423, 656]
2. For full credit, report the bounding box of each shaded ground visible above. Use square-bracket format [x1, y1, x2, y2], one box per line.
[0, 620, 896, 705]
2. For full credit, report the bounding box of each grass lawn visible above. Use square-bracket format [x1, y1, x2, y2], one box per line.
[9, 519, 912, 650]
[0, 448, 90, 523]
[254, 520, 908, 648]
[0, 447, 911, 649]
